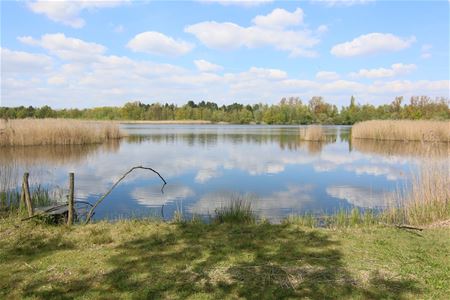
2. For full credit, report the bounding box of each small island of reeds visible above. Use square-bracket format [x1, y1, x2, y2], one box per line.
[299, 125, 327, 142]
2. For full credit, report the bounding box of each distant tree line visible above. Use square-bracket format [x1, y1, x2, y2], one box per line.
[1, 96, 448, 125]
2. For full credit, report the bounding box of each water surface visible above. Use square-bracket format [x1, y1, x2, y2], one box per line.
[1, 124, 447, 222]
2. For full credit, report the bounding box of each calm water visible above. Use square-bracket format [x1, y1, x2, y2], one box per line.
[1, 124, 448, 222]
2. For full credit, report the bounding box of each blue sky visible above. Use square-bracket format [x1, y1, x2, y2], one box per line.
[1, 0, 449, 108]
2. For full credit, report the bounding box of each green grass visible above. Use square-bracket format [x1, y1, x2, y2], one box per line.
[0, 186, 54, 216]
[1, 216, 449, 299]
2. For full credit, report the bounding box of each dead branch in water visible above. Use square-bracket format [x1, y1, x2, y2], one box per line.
[85, 166, 167, 224]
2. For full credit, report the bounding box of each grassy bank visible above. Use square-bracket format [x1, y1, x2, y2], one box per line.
[351, 120, 450, 142]
[0, 119, 124, 146]
[1, 217, 449, 299]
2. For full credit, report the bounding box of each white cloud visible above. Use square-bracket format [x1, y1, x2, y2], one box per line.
[331, 33, 416, 57]
[252, 8, 304, 29]
[194, 59, 223, 72]
[316, 71, 340, 81]
[127, 31, 194, 56]
[1, 48, 53, 73]
[185, 8, 320, 57]
[350, 63, 417, 79]
[421, 44, 432, 59]
[27, 0, 129, 28]
[316, 25, 328, 34]
[18, 33, 106, 62]
[3, 33, 448, 107]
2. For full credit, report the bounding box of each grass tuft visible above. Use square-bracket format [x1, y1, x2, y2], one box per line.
[214, 197, 256, 224]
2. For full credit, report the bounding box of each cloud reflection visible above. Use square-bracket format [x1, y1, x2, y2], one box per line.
[326, 185, 393, 208]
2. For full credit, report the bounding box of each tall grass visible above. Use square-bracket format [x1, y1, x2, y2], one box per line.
[299, 125, 326, 142]
[0, 185, 54, 215]
[0, 119, 125, 146]
[383, 161, 449, 225]
[352, 120, 450, 142]
[214, 197, 255, 224]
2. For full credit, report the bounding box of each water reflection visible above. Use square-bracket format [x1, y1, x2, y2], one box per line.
[326, 186, 393, 209]
[352, 138, 449, 158]
[0, 140, 120, 166]
[0, 125, 447, 221]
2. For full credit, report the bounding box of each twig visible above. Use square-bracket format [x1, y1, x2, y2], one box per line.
[380, 222, 424, 231]
[84, 166, 166, 224]
[395, 224, 424, 231]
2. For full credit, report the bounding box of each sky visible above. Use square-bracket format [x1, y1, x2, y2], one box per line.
[1, 0, 449, 108]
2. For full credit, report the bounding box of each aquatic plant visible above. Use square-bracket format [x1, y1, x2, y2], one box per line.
[0, 119, 125, 146]
[351, 120, 450, 142]
[383, 160, 450, 225]
[299, 125, 326, 142]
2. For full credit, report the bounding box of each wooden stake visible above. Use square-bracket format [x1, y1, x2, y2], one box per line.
[23, 172, 33, 217]
[20, 183, 26, 211]
[67, 173, 74, 225]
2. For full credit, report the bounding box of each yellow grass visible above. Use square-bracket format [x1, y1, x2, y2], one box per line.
[299, 125, 326, 141]
[352, 120, 450, 142]
[0, 119, 125, 146]
[384, 161, 450, 225]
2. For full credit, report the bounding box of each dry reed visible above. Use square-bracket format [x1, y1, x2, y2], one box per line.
[0, 119, 125, 146]
[352, 120, 450, 142]
[384, 161, 450, 225]
[299, 125, 326, 142]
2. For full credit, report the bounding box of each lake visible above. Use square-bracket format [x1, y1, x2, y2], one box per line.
[1, 124, 447, 222]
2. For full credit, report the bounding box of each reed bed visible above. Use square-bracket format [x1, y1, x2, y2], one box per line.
[0, 119, 125, 146]
[351, 120, 450, 142]
[383, 161, 450, 225]
[299, 125, 326, 142]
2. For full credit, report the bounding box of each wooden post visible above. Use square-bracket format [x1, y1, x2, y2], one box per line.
[20, 183, 26, 211]
[67, 173, 74, 225]
[23, 172, 33, 217]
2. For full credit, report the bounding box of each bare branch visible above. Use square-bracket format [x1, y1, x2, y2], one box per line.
[84, 166, 166, 224]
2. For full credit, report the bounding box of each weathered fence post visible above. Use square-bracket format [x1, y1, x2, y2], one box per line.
[20, 184, 26, 211]
[22, 172, 33, 217]
[67, 173, 74, 225]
